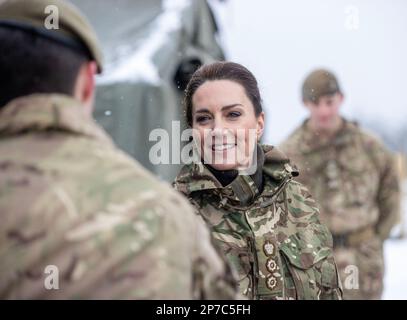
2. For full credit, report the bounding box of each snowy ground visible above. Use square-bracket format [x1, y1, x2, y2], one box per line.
[383, 237, 407, 299]
[383, 180, 407, 300]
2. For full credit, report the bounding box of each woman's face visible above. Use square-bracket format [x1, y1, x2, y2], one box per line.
[191, 79, 264, 171]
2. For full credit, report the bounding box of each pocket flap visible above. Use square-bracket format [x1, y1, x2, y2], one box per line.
[280, 230, 331, 269]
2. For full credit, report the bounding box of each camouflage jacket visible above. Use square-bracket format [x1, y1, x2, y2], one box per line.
[0, 94, 238, 299]
[174, 145, 342, 300]
[280, 118, 401, 239]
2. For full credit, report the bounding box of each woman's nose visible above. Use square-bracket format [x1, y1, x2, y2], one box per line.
[212, 116, 225, 131]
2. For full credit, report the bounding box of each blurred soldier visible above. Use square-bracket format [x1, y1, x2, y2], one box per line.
[280, 69, 401, 299]
[0, 0, 238, 299]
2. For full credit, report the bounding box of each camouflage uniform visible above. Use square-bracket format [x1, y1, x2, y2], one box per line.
[0, 94, 238, 299]
[280, 118, 401, 299]
[174, 145, 342, 300]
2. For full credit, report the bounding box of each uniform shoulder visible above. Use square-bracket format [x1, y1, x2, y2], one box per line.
[285, 179, 319, 216]
[173, 163, 194, 194]
[346, 121, 394, 168]
[62, 136, 197, 224]
[356, 125, 389, 152]
[279, 124, 306, 151]
[261, 145, 300, 182]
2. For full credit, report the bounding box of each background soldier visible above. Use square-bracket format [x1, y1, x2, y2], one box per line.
[0, 0, 238, 299]
[280, 69, 401, 299]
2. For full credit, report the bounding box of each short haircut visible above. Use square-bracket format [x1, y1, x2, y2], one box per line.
[0, 26, 88, 108]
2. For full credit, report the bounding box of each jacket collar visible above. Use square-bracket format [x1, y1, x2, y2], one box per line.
[174, 144, 298, 206]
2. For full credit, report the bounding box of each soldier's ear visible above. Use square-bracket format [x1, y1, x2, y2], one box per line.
[74, 61, 97, 116]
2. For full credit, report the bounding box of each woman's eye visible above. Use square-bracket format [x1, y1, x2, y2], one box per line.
[228, 111, 241, 118]
[196, 115, 211, 123]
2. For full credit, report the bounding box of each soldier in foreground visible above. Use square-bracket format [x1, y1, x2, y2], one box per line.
[0, 0, 238, 299]
[280, 69, 401, 299]
[174, 62, 343, 300]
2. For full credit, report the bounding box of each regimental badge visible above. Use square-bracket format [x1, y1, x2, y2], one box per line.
[263, 241, 275, 256]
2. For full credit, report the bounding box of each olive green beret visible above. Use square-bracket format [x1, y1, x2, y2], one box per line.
[0, 0, 103, 73]
[302, 69, 342, 103]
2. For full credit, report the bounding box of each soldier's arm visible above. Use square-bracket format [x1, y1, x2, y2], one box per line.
[287, 180, 343, 300]
[59, 188, 239, 299]
[375, 149, 401, 241]
[59, 196, 197, 299]
[107, 193, 240, 299]
[190, 213, 241, 299]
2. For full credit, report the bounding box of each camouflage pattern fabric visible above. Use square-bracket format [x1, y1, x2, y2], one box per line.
[174, 145, 342, 300]
[0, 94, 238, 299]
[280, 118, 401, 299]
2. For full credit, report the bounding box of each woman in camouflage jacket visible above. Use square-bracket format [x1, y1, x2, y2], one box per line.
[174, 62, 342, 300]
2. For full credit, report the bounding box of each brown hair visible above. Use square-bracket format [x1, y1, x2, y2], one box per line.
[183, 61, 263, 126]
[0, 27, 87, 109]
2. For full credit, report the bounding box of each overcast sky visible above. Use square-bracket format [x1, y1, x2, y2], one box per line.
[210, 0, 407, 144]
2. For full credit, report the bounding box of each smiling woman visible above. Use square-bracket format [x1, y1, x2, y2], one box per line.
[184, 62, 264, 174]
[174, 61, 343, 300]
[192, 79, 263, 172]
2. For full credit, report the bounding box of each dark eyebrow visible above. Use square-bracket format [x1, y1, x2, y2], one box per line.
[195, 108, 211, 114]
[195, 103, 243, 113]
[195, 104, 243, 114]
[221, 104, 243, 111]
